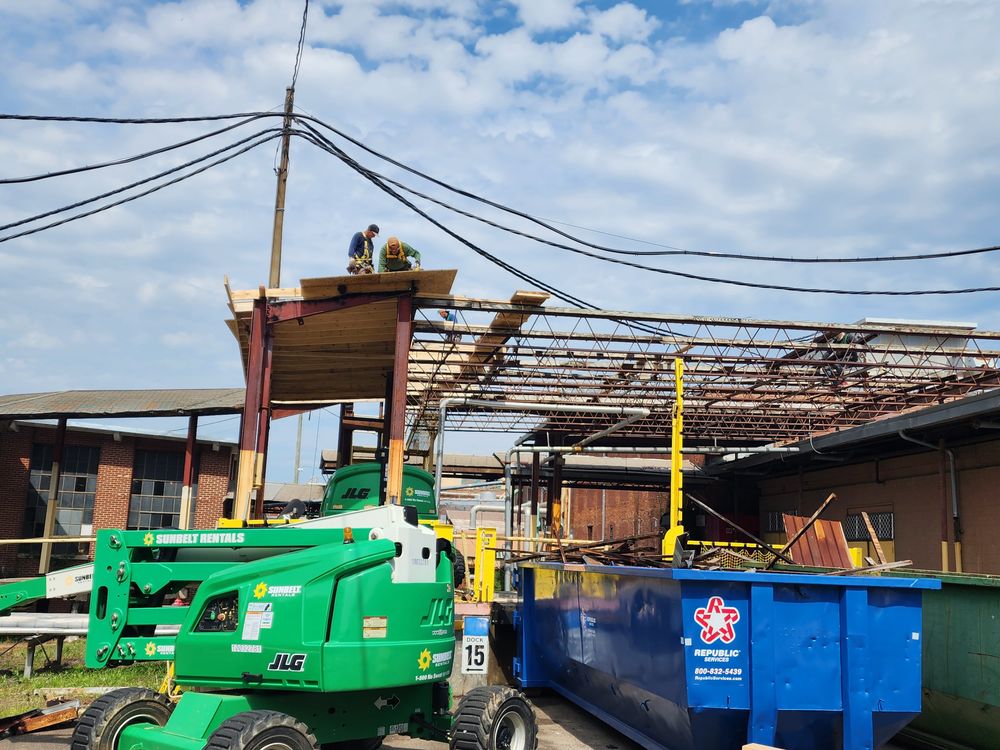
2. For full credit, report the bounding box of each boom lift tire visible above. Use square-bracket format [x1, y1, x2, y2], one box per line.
[453, 550, 466, 588]
[449, 686, 538, 750]
[70, 687, 174, 750]
[206, 711, 318, 750]
[436, 538, 466, 588]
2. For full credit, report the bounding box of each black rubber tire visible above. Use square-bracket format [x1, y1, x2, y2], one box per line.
[321, 738, 384, 750]
[206, 711, 318, 750]
[70, 687, 174, 750]
[436, 537, 466, 588]
[449, 686, 538, 750]
[453, 550, 467, 588]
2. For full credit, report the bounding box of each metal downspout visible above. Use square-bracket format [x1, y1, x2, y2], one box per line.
[899, 430, 962, 571]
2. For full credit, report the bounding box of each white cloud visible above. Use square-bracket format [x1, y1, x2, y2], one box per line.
[508, 0, 585, 32]
[589, 3, 659, 43]
[1, 0, 999, 477]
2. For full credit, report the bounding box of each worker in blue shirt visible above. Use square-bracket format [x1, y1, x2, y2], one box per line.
[347, 224, 379, 275]
[379, 236, 421, 272]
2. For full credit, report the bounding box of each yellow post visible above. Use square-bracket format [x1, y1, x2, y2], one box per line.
[662, 358, 685, 556]
[475, 527, 497, 602]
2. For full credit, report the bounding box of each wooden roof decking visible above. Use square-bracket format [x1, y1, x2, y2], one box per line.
[225, 269, 456, 404]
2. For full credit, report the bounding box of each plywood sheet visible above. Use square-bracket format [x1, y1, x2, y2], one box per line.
[299, 269, 456, 298]
[783, 514, 854, 569]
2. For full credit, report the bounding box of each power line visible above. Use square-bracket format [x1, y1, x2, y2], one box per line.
[296, 114, 1000, 267]
[0, 131, 281, 244]
[0, 115, 269, 184]
[7, 109, 997, 266]
[293, 126, 677, 340]
[530, 216, 1000, 264]
[295, 123, 1000, 296]
[1, 128, 281, 233]
[290, 0, 309, 90]
[0, 113, 269, 124]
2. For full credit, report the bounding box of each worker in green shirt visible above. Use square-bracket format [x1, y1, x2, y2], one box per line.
[379, 236, 421, 272]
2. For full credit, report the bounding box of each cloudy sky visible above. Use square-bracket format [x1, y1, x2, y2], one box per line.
[1, 0, 998, 483]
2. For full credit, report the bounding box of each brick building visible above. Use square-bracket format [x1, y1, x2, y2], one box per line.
[0, 421, 235, 577]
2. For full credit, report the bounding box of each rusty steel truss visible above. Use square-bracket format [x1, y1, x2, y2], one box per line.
[406, 295, 1000, 449]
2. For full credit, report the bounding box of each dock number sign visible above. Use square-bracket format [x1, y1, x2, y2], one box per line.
[461, 615, 489, 675]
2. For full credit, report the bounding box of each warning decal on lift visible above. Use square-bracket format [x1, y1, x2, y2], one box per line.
[242, 602, 274, 641]
[364, 615, 388, 639]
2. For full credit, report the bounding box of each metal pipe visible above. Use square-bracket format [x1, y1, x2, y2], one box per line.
[469, 503, 506, 529]
[899, 430, 962, 570]
[439, 479, 505, 493]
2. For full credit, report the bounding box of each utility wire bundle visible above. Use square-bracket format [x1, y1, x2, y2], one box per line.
[2, 109, 999, 299]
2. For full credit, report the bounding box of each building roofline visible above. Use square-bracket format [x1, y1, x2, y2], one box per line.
[12, 419, 238, 449]
[709, 387, 1000, 476]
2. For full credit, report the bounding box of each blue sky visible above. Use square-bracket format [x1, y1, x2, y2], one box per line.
[1, 0, 999, 483]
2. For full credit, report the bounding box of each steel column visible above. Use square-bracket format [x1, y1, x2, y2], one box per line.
[234, 296, 267, 521]
[252, 332, 275, 518]
[178, 416, 198, 530]
[386, 295, 414, 505]
[38, 418, 67, 574]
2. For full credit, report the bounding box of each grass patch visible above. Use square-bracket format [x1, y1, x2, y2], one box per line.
[0, 637, 162, 717]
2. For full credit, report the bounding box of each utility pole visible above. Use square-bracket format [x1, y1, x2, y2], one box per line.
[269, 86, 295, 288]
[237, 86, 294, 518]
[294, 413, 303, 484]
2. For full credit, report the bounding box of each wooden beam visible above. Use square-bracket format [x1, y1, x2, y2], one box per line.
[861, 511, 888, 565]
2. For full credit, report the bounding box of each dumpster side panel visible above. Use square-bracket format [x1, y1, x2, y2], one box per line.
[519, 566, 696, 750]
[519, 564, 936, 750]
[902, 575, 1000, 748]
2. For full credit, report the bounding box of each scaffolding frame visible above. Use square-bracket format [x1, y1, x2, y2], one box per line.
[408, 295, 1000, 448]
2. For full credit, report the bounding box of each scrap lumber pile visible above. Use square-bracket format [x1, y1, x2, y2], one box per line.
[500, 532, 672, 568]
[0, 700, 79, 738]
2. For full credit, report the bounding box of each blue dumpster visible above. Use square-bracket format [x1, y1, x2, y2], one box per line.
[517, 564, 940, 750]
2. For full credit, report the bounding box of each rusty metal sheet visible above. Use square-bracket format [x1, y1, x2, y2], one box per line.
[783, 513, 854, 569]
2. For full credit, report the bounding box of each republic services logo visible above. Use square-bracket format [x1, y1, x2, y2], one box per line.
[694, 596, 740, 644]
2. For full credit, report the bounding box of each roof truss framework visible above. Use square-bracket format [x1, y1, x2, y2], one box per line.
[407, 295, 1000, 447]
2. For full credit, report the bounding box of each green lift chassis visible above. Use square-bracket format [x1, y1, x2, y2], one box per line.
[68, 505, 537, 750]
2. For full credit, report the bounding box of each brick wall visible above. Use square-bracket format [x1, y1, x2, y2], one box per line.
[0, 423, 235, 576]
[91, 436, 135, 531]
[0, 427, 32, 576]
[194, 448, 234, 528]
[569, 488, 665, 540]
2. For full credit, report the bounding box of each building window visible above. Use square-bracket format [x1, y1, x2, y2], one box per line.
[844, 512, 894, 542]
[24, 443, 100, 555]
[587, 525, 593, 540]
[128, 449, 198, 530]
[764, 511, 789, 534]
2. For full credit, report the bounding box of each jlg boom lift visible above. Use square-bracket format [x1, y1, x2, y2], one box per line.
[55, 502, 535, 750]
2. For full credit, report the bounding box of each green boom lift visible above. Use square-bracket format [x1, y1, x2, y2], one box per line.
[64, 504, 536, 750]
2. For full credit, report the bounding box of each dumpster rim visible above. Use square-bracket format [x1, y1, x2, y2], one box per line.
[520, 562, 941, 589]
